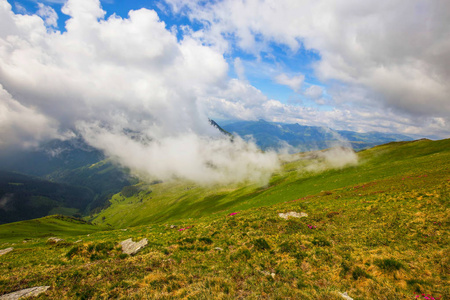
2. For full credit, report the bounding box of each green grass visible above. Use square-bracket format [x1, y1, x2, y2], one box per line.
[0, 215, 109, 243]
[93, 139, 450, 228]
[0, 139, 449, 299]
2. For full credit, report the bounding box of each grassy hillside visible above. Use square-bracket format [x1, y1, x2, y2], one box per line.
[0, 215, 108, 243]
[93, 139, 450, 228]
[0, 171, 95, 224]
[0, 138, 136, 217]
[0, 139, 448, 299]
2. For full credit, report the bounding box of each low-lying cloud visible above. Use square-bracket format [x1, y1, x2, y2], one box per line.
[79, 123, 279, 185]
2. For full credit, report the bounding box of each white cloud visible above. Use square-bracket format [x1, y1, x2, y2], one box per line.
[0, 0, 279, 184]
[37, 3, 58, 28]
[0, 84, 61, 148]
[304, 85, 323, 99]
[274, 73, 304, 92]
[165, 0, 450, 138]
[233, 57, 246, 81]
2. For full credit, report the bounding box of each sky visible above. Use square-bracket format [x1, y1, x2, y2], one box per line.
[0, 0, 449, 182]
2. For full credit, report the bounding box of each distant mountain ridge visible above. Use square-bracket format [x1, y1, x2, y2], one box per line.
[0, 170, 93, 224]
[0, 138, 137, 221]
[220, 119, 413, 151]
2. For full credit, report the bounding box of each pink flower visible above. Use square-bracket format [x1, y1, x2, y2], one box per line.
[229, 212, 239, 216]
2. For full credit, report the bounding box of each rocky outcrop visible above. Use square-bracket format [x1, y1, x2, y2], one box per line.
[278, 212, 308, 219]
[119, 238, 148, 255]
[339, 292, 354, 300]
[0, 247, 13, 256]
[0, 286, 50, 299]
[47, 237, 64, 244]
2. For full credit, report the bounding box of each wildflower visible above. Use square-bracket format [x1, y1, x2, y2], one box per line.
[229, 212, 239, 216]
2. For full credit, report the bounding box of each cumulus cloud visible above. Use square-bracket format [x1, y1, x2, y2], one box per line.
[233, 57, 246, 81]
[0, 85, 61, 148]
[304, 85, 323, 99]
[274, 73, 304, 92]
[37, 3, 58, 28]
[165, 0, 450, 138]
[0, 0, 279, 184]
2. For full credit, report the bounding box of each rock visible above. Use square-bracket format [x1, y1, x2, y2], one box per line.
[259, 270, 276, 279]
[119, 238, 148, 255]
[47, 237, 64, 244]
[120, 229, 127, 231]
[214, 247, 224, 251]
[0, 248, 13, 256]
[339, 292, 353, 300]
[0, 286, 50, 299]
[278, 212, 308, 219]
[170, 225, 177, 229]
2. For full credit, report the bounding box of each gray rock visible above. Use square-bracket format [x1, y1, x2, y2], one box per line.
[47, 237, 64, 244]
[119, 238, 148, 255]
[339, 292, 353, 300]
[214, 247, 224, 251]
[0, 286, 50, 299]
[0, 248, 13, 256]
[278, 212, 308, 219]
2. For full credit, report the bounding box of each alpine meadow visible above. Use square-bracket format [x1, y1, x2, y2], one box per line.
[0, 0, 449, 299]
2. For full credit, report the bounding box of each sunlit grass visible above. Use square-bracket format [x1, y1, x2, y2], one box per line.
[0, 139, 449, 299]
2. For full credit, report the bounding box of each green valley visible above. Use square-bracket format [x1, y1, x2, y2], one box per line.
[0, 139, 448, 299]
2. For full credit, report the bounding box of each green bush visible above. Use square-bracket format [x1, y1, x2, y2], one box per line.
[121, 185, 140, 198]
[374, 258, 403, 272]
[66, 245, 81, 259]
[352, 266, 372, 280]
[198, 237, 213, 244]
[279, 241, 297, 253]
[312, 236, 331, 247]
[230, 248, 251, 261]
[253, 238, 271, 251]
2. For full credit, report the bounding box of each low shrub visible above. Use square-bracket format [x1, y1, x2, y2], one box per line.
[374, 258, 403, 272]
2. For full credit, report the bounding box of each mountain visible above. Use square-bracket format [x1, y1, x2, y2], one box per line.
[0, 171, 94, 224]
[220, 119, 413, 151]
[0, 138, 104, 178]
[0, 138, 136, 217]
[1, 138, 448, 299]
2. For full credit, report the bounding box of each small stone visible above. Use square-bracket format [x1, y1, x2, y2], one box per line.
[278, 212, 308, 220]
[340, 292, 353, 300]
[119, 238, 148, 255]
[47, 237, 64, 244]
[74, 240, 82, 243]
[270, 273, 276, 279]
[0, 286, 50, 299]
[120, 229, 127, 231]
[170, 225, 177, 229]
[214, 247, 224, 251]
[0, 248, 13, 256]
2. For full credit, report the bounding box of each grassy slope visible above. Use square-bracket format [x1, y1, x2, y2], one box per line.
[0, 215, 109, 243]
[0, 139, 448, 299]
[93, 139, 450, 228]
